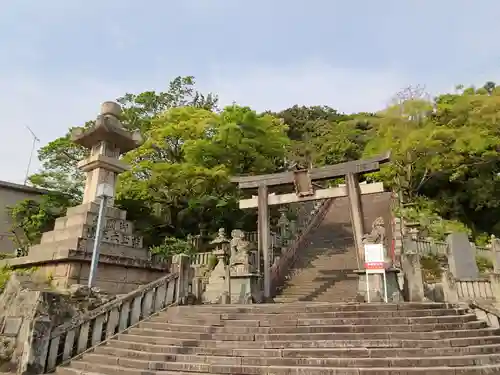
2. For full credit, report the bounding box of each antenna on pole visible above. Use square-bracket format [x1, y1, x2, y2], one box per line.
[24, 125, 40, 185]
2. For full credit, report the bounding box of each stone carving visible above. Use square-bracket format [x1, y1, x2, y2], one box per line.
[362, 217, 386, 245]
[230, 230, 253, 274]
[362, 217, 392, 266]
[214, 228, 227, 243]
[84, 226, 143, 248]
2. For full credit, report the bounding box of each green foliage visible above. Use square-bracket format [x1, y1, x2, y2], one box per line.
[149, 237, 196, 259]
[117, 105, 288, 245]
[16, 78, 500, 251]
[0, 265, 11, 291]
[395, 197, 470, 240]
[207, 254, 218, 271]
[420, 254, 445, 281]
[476, 255, 494, 274]
[8, 192, 71, 249]
[0, 266, 37, 291]
[271, 105, 365, 168]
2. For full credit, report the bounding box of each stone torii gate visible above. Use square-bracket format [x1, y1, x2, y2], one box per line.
[231, 152, 390, 299]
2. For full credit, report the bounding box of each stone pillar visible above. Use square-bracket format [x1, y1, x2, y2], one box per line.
[401, 250, 425, 302]
[172, 254, 191, 304]
[257, 185, 271, 300]
[346, 173, 365, 264]
[440, 267, 459, 303]
[72, 101, 142, 207]
[491, 235, 500, 273]
[277, 207, 290, 250]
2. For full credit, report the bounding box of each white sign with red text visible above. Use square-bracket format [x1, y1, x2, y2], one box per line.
[364, 243, 385, 273]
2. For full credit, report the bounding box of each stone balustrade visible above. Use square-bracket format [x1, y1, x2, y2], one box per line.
[455, 278, 494, 300]
[270, 199, 331, 296]
[16, 254, 192, 375]
[469, 301, 500, 328]
[30, 272, 179, 374]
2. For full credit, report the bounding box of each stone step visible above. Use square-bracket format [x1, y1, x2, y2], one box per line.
[105, 339, 500, 358]
[114, 333, 500, 349]
[170, 307, 470, 321]
[162, 313, 478, 327]
[62, 358, 500, 374]
[85, 349, 500, 368]
[123, 326, 500, 344]
[58, 366, 218, 375]
[163, 313, 477, 327]
[138, 320, 486, 334]
[172, 302, 455, 314]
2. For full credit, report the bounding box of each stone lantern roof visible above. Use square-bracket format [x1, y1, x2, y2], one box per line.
[71, 101, 142, 153]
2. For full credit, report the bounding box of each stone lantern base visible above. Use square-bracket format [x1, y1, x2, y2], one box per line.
[230, 273, 263, 304]
[0, 202, 170, 294]
[354, 268, 403, 302]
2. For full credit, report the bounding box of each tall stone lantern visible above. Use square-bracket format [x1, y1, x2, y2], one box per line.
[72, 101, 142, 207]
[2, 102, 171, 294]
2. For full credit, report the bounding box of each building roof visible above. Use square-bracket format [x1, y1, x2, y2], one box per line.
[0, 180, 50, 195]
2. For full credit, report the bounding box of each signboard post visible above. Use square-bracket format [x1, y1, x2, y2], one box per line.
[364, 243, 388, 303]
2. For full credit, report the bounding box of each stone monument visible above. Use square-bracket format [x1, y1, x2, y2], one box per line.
[354, 217, 402, 302]
[447, 232, 479, 279]
[0, 102, 170, 294]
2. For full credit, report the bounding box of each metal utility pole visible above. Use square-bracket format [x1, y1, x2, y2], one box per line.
[88, 183, 113, 288]
[24, 126, 40, 185]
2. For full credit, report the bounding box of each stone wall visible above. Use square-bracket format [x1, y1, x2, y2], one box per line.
[0, 273, 114, 372]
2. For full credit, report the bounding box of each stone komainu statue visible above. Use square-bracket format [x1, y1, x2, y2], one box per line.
[362, 216, 393, 265]
[362, 217, 386, 245]
[229, 229, 254, 273]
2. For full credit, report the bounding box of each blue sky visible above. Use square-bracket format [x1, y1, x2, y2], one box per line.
[1, 0, 499, 183]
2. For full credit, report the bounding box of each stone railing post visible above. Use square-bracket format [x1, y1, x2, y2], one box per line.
[18, 316, 52, 375]
[289, 220, 297, 240]
[401, 236, 424, 302]
[489, 273, 500, 301]
[277, 207, 290, 250]
[440, 267, 459, 303]
[491, 235, 500, 273]
[172, 254, 191, 304]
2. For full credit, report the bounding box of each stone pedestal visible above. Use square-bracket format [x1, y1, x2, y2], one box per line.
[230, 273, 263, 304]
[1, 202, 169, 294]
[354, 268, 402, 302]
[203, 256, 227, 304]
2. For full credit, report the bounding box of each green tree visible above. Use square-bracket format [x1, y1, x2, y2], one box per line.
[10, 76, 219, 246]
[365, 83, 500, 238]
[117, 105, 289, 245]
[271, 105, 366, 168]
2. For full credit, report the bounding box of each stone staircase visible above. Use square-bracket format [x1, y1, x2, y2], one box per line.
[57, 302, 500, 374]
[274, 192, 392, 303]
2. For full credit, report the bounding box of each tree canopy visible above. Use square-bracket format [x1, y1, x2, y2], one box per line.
[9, 77, 500, 251]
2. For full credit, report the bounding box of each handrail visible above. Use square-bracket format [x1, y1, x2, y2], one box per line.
[468, 300, 500, 328]
[270, 198, 332, 297]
